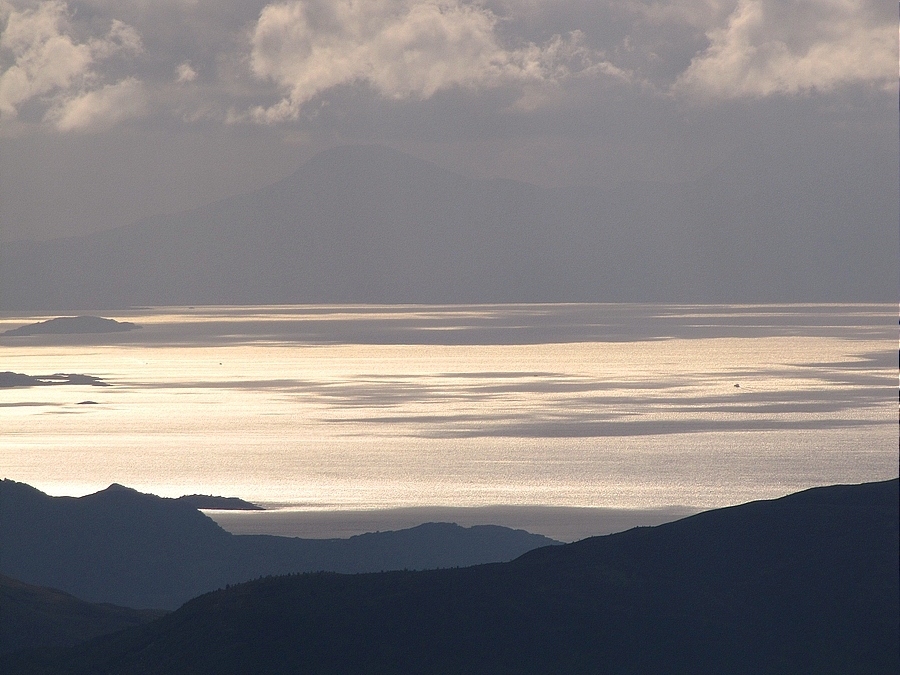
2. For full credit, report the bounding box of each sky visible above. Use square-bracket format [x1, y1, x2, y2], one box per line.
[0, 0, 896, 242]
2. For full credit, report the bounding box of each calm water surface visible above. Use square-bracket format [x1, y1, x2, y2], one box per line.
[1, 304, 895, 521]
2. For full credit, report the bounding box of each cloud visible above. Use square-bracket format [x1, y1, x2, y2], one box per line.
[673, 0, 896, 98]
[176, 61, 197, 82]
[0, 1, 92, 119]
[0, 0, 144, 129]
[48, 76, 146, 130]
[247, 0, 618, 123]
[1, 0, 895, 135]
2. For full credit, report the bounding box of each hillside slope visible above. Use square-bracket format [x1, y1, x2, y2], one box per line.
[8, 479, 896, 674]
[0, 480, 556, 609]
[0, 575, 165, 657]
[2, 144, 894, 309]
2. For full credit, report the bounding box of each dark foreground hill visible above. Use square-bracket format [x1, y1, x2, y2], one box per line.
[2, 143, 895, 310]
[0, 575, 166, 656]
[6, 479, 896, 675]
[0, 481, 556, 609]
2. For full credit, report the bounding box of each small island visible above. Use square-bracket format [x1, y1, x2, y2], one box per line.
[2, 316, 140, 336]
[174, 494, 264, 511]
[0, 372, 41, 388]
[0, 372, 108, 388]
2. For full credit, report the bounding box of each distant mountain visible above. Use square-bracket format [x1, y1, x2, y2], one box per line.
[0, 480, 557, 609]
[7, 479, 895, 675]
[1, 316, 139, 336]
[0, 575, 165, 658]
[1, 144, 895, 310]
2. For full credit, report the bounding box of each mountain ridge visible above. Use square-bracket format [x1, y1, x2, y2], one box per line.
[5, 478, 895, 674]
[0, 575, 166, 658]
[1, 144, 894, 309]
[0, 479, 558, 610]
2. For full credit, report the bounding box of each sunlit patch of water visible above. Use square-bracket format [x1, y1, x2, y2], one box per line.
[1, 304, 895, 514]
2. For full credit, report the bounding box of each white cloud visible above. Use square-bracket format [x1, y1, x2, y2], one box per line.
[248, 0, 619, 122]
[0, 0, 144, 129]
[48, 76, 146, 130]
[673, 0, 896, 98]
[176, 61, 197, 82]
[0, 1, 92, 118]
[2, 0, 894, 132]
[89, 19, 143, 59]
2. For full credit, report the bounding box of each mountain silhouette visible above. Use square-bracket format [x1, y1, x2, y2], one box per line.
[5, 478, 895, 674]
[1, 316, 139, 336]
[1, 144, 894, 310]
[172, 494, 263, 510]
[0, 575, 165, 657]
[0, 480, 557, 609]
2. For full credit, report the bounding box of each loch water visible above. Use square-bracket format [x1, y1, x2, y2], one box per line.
[1, 304, 895, 535]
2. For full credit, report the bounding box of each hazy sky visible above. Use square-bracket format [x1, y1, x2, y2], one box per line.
[0, 0, 896, 241]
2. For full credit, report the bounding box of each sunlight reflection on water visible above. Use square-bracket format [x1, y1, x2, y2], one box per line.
[1, 304, 895, 514]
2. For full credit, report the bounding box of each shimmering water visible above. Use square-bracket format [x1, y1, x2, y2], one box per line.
[1, 304, 895, 518]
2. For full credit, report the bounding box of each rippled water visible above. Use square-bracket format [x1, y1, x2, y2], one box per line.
[1, 304, 895, 517]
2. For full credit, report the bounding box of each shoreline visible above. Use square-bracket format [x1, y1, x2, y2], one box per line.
[205, 504, 703, 543]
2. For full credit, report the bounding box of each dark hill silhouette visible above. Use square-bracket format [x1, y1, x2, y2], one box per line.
[0, 575, 166, 657]
[0, 480, 556, 609]
[7, 478, 895, 675]
[1, 143, 894, 310]
[173, 494, 262, 510]
[1, 316, 139, 336]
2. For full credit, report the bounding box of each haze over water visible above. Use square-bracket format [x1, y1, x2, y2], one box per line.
[1, 303, 895, 537]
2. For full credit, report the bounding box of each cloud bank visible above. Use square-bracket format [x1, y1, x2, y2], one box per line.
[247, 0, 617, 123]
[0, 0, 144, 130]
[0, 0, 896, 131]
[673, 0, 896, 97]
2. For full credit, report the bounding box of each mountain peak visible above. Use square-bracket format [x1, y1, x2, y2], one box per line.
[286, 144, 457, 192]
[1, 140, 894, 309]
[101, 483, 140, 494]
